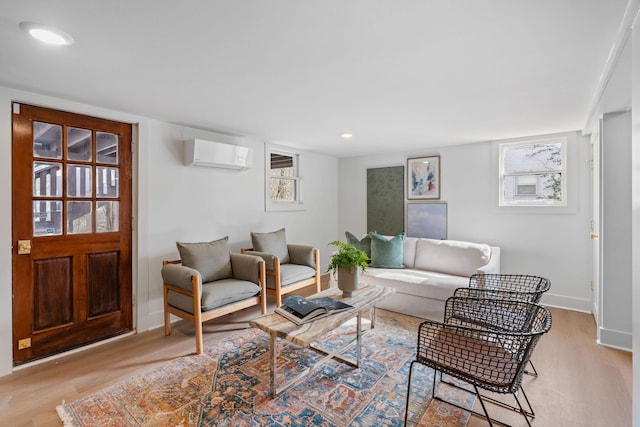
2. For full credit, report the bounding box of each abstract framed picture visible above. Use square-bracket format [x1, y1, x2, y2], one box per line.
[407, 155, 440, 200]
[406, 202, 447, 240]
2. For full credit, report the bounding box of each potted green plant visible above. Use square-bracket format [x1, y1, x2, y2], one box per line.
[327, 240, 370, 297]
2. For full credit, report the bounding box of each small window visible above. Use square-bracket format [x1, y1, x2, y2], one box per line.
[499, 137, 567, 206]
[265, 144, 304, 211]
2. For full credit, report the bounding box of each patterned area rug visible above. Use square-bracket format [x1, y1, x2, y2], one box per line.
[57, 311, 475, 426]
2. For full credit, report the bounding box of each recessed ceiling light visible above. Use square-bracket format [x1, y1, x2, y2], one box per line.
[19, 22, 74, 46]
[340, 132, 353, 140]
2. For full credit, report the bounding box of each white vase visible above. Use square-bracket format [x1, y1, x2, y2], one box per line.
[337, 266, 360, 297]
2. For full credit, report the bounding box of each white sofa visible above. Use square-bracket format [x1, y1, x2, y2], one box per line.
[360, 237, 500, 320]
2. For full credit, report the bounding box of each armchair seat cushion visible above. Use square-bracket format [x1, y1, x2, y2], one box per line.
[168, 279, 261, 314]
[267, 263, 316, 290]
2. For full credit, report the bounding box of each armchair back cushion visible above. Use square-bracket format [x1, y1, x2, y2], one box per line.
[177, 237, 232, 283]
[251, 228, 290, 264]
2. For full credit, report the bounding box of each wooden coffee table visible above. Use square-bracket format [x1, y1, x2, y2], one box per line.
[249, 285, 394, 397]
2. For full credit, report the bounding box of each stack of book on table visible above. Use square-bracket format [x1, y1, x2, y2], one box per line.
[275, 295, 353, 325]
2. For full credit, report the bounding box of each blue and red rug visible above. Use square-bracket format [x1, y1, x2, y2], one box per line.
[57, 311, 474, 426]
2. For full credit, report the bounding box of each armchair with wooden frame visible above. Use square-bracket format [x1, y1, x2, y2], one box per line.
[241, 228, 321, 307]
[161, 237, 266, 355]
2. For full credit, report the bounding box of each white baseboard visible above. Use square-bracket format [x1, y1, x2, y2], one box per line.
[539, 293, 592, 313]
[598, 327, 632, 351]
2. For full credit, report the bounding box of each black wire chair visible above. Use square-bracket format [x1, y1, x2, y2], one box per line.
[453, 274, 551, 376]
[466, 273, 551, 303]
[404, 297, 552, 427]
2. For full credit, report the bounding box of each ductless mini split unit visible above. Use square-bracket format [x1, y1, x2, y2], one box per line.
[184, 139, 253, 170]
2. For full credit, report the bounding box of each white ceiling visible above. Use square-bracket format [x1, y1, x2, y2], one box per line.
[0, 1, 629, 157]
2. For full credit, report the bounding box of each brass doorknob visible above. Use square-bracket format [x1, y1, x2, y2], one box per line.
[17, 240, 31, 254]
[590, 233, 599, 239]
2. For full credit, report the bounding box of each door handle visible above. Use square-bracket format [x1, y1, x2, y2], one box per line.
[590, 233, 599, 239]
[17, 240, 31, 254]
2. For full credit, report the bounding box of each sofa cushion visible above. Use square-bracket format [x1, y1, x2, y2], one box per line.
[369, 232, 405, 268]
[403, 237, 419, 269]
[362, 268, 468, 301]
[414, 239, 491, 277]
[251, 228, 290, 264]
[177, 237, 232, 283]
[345, 231, 372, 258]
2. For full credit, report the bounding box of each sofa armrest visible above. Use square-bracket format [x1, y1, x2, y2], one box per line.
[161, 263, 200, 293]
[241, 250, 278, 271]
[230, 252, 264, 284]
[477, 246, 500, 274]
[287, 244, 317, 268]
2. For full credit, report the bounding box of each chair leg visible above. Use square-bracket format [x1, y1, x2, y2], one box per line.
[473, 385, 495, 427]
[194, 315, 203, 355]
[163, 284, 171, 336]
[404, 361, 417, 427]
[524, 359, 539, 376]
[192, 275, 204, 355]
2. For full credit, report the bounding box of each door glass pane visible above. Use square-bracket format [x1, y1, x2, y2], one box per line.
[68, 201, 92, 234]
[96, 132, 118, 164]
[33, 200, 62, 236]
[96, 167, 119, 198]
[97, 201, 119, 232]
[67, 127, 92, 162]
[67, 165, 92, 197]
[33, 121, 62, 159]
[33, 162, 62, 197]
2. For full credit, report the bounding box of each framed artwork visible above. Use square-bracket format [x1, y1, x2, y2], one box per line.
[406, 202, 447, 240]
[407, 155, 440, 200]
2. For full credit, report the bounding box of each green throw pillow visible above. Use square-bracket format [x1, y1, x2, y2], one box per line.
[369, 232, 405, 268]
[345, 231, 372, 258]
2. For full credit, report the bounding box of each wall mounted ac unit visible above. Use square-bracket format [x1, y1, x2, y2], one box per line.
[184, 139, 253, 170]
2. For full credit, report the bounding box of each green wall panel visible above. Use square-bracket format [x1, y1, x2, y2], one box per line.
[367, 166, 404, 235]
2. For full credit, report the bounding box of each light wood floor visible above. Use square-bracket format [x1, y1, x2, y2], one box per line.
[0, 287, 631, 427]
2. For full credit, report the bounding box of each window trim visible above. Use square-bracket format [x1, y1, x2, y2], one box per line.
[265, 143, 305, 212]
[498, 136, 568, 207]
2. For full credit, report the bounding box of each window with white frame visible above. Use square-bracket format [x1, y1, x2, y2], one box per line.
[499, 137, 567, 206]
[265, 144, 304, 211]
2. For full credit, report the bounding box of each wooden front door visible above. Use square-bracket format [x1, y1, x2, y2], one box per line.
[12, 103, 133, 365]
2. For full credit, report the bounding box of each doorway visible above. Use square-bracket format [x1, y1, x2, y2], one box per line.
[12, 103, 133, 365]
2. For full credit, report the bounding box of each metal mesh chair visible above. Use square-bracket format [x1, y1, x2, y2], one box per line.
[454, 273, 551, 376]
[465, 273, 551, 303]
[404, 297, 552, 427]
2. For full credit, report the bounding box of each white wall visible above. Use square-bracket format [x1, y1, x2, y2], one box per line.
[631, 9, 640, 426]
[145, 121, 339, 327]
[0, 87, 339, 377]
[339, 130, 593, 312]
[601, 111, 633, 349]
